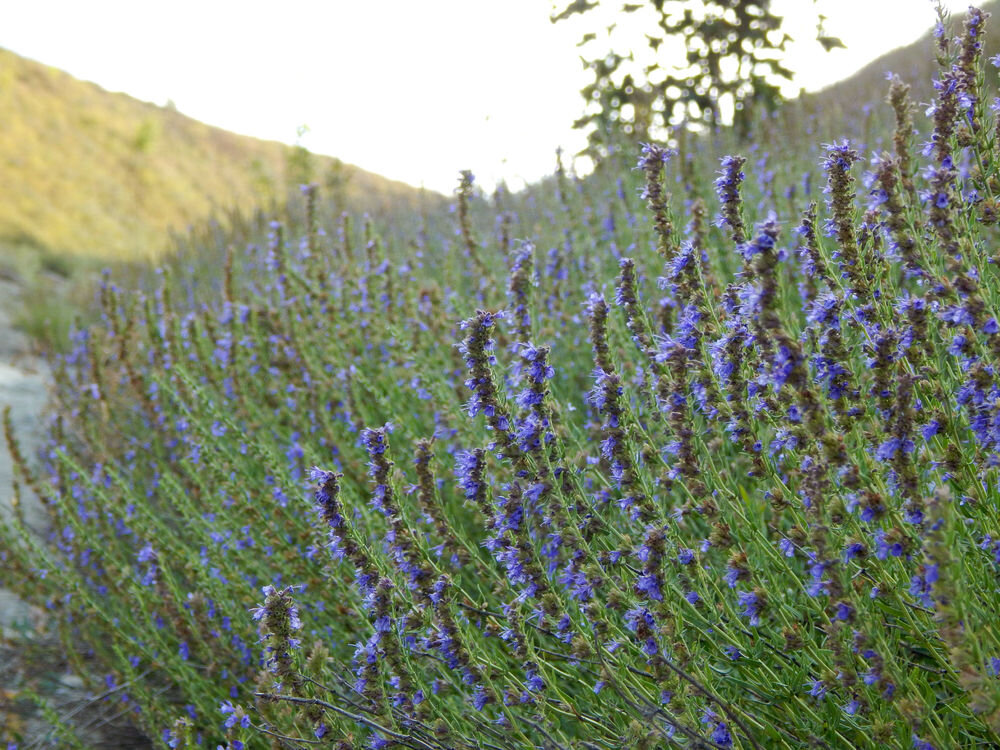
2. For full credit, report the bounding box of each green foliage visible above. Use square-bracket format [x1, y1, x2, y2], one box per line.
[286, 125, 315, 191]
[324, 157, 353, 212]
[12, 293, 76, 354]
[132, 118, 158, 154]
[37, 248, 75, 279]
[552, 0, 837, 153]
[7, 254, 136, 355]
[7, 5, 1000, 750]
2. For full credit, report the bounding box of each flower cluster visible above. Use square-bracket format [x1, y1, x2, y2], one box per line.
[6, 10, 1000, 749]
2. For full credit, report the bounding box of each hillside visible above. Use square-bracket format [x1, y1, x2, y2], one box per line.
[785, 1, 1000, 147]
[0, 47, 437, 259]
[0, 4, 989, 263]
[817, 0, 1000, 104]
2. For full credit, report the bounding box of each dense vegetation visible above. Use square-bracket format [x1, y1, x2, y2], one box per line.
[6, 5, 1000, 749]
[0, 47, 442, 354]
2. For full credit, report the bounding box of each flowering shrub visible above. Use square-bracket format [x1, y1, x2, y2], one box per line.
[6, 7, 1000, 749]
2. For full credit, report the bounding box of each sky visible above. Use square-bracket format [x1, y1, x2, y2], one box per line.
[0, 0, 975, 194]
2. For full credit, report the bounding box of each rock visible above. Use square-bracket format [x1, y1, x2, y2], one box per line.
[0, 589, 33, 633]
[0, 360, 50, 532]
[58, 673, 85, 691]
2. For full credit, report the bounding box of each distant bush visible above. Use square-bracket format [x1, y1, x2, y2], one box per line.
[133, 119, 158, 154]
[6, 7, 1000, 750]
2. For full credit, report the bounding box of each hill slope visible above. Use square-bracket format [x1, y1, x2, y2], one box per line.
[0, 47, 435, 259]
[785, 1, 1000, 146]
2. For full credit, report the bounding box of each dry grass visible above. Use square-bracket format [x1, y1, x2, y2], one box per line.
[0, 47, 433, 261]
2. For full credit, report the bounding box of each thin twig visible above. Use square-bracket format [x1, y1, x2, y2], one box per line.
[252, 722, 324, 746]
[254, 693, 437, 750]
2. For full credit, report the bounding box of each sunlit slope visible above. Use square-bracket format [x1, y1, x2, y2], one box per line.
[0, 47, 433, 259]
[796, 2, 1000, 132]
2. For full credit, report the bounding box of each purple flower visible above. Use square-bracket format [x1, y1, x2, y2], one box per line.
[737, 590, 763, 626]
[220, 701, 249, 729]
[834, 601, 854, 621]
[360, 425, 391, 457]
[921, 420, 941, 440]
[624, 607, 655, 631]
[808, 679, 827, 700]
[939, 305, 974, 326]
[636, 573, 663, 601]
[472, 684, 490, 711]
[987, 657, 1000, 676]
[843, 541, 865, 561]
[910, 564, 938, 608]
[637, 142, 675, 168]
[454, 450, 484, 501]
[525, 666, 545, 692]
[723, 565, 746, 588]
[873, 529, 904, 560]
[710, 722, 733, 748]
[881, 435, 912, 465]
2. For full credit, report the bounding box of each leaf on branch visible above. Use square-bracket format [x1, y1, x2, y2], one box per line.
[550, 0, 598, 23]
[564, 0, 823, 144]
[817, 35, 846, 52]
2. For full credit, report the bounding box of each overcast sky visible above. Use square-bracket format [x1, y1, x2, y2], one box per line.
[1, 0, 974, 193]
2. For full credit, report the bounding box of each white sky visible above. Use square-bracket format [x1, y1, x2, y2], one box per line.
[0, 0, 975, 194]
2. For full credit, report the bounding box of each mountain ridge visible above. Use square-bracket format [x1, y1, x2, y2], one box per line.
[0, 47, 437, 259]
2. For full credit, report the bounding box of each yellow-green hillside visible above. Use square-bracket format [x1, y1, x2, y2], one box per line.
[0, 47, 434, 260]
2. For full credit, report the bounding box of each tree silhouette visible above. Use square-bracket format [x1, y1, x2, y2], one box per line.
[552, 0, 840, 153]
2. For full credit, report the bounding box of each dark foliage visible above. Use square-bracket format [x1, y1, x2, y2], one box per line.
[552, 0, 839, 152]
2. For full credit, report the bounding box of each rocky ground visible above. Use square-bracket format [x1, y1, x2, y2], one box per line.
[0, 279, 48, 630]
[0, 276, 149, 749]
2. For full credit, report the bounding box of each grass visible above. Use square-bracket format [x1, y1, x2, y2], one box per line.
[0, 46, 444, 355]
[0, 47, 440, 261]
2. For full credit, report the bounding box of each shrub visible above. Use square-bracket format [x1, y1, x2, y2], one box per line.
[5, 7, 1000, 749]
